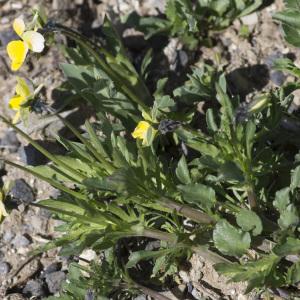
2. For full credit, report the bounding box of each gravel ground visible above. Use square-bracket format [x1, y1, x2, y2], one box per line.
[0, 0, 299, 299]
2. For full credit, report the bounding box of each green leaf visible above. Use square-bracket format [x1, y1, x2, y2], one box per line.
[287, 261, 300, 284]
[178, 183, 216, 211]
[38, 199, 85, 216]
[274, 237, 300, 256]
[273, 187, 290, 212]
[236, 209, 263, 236]
[126, 249, 170, 268]
[215, 254, 281, 293]
[273, 10, 300, 27]
[291, 165, 300, 191]
[175, 156, 191, 184]
[273, 58, 300, 78]
[206, 108, 218, 132]
[218, 161, 244, 183]
[213, 220, 251, 256]
[245, 121, 256, 158]
[140, 48, 153, 79]
[278, 204, 299, 229]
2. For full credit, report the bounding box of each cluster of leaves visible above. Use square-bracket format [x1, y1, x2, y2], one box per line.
[5, 6, 300, 299]
[273, 0, 300, 47]
[125, 0, 265, 49]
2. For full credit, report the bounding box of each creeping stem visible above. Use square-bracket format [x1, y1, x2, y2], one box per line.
[43, 22, 151, 112]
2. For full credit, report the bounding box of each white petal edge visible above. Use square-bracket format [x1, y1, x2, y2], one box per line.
[22, 31, 45, 53]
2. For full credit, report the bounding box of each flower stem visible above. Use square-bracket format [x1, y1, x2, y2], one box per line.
[159, 197, 215, 224]
[44, 22, 151, 112]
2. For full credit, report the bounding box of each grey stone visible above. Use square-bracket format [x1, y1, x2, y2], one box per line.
[18, 144, 48, 166]
[270, 71, 286, 86]
[179, 50, 188, 67]
[9, 179, 35, 205]
[12, 234, 31, 248]
[0, 30, 18, 48]
[133, 296, 147, 300]
[2, 230, 15, 243]
[240, 13, 258, 26]
[265, 52, 282, 68]
[23, 279, 46, 297]
[0, 262, 11, 275]
[45, 271, 66, 293]
[0, 130, 20, 153]
[44, 262, 62, 274]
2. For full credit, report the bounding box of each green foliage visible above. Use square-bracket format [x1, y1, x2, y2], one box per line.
[213, 219, 251, 256]
[125, 0, 264, 49]
[5, 9, 300, 297]
[273, 0, 300, 47]
[236, 209, 262, 236]
[215, 254, 282, 293]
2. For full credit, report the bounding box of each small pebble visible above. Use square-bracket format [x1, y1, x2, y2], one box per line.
[0, 262, 11, 275]
[0, 130, 20, 153]
[23, 279, 46, 297]
[2, 231, 16, 243]
[240, 12, 258, 26]
[45, 271, 66, 293]
[9, 179, 35, 205]
[11, 234, 31, 248]
[44, 262, 62, 274]
[270, 71, 286, 86]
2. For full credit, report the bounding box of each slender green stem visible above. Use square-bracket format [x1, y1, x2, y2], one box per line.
[56, 114, 116, 174]
[0, 116, 86, 182]
[46, 22, 151, 112]
[132, 227, 230, 264]
[159, 197, 215, 224]
[4, 160, 88, 201]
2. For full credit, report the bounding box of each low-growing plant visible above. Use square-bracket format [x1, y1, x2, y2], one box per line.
[273, 0, 300, 48]
[2, 7, 300, 299]
[124, 0, 265, 49]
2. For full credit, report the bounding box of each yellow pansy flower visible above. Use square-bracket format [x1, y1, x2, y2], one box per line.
[7, 18, 45, 71]
[132, 121, 157, 146]
[9, 77, 33, 123]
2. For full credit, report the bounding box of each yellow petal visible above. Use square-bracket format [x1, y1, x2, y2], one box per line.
[9, 95, 25, 110]
[22, 30, 45, 53]
[12, 111, 21, 124]
[132, 121, 150, 140]
[15, 77, 31, 98]
[6, 40, 28, 71]
[13, 18, 25, 37]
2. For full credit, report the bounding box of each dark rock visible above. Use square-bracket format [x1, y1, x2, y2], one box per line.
[18, 140, 65, 166]
[9, 179, 35, 205]
[45, 271, 66, 293]
[18, 144, 48, 166]
[44, 262, 62, 274]
[0, 130, 20, 153]
[0, 261, 11, 274]
[23, 279, 46, 297]
[11, 234, 31, 248]
[270, 70, 286, 86]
